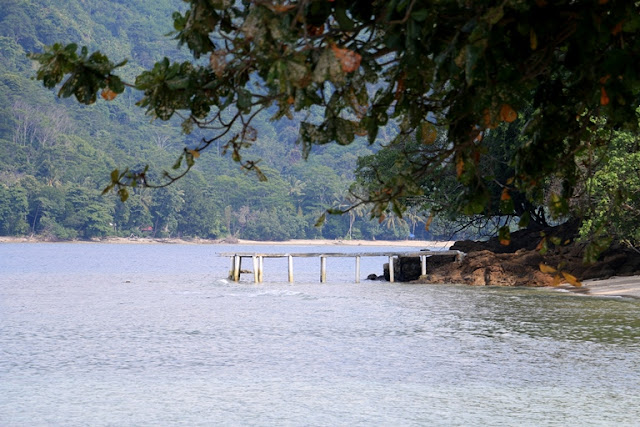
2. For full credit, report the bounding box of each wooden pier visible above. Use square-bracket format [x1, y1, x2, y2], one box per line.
[220, 250, 465, 283]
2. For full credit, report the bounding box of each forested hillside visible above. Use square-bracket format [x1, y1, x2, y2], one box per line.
[0, 0, 440, 241]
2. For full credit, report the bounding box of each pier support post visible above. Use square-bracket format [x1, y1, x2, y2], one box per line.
[252, 256, 259, 283]
[320, 256, 327, 283]
[258, 256, 264, 283]
[288, 255, 294, 283]
[355, 256, 360, 283]
[421, 255, 427, 276]
[233, 255, 241, 282]
[389, 256, 395, 283]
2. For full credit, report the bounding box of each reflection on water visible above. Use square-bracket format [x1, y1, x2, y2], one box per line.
[1, 243, 639, 425]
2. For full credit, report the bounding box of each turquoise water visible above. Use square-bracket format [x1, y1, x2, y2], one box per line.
[1, 243, 639, 425]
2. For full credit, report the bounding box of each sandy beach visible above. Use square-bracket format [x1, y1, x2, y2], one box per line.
[563, 276, 640, 299]
[0, 235, 454, 249]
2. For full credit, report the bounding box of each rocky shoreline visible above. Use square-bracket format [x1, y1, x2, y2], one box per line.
[416, 223, 640, 288]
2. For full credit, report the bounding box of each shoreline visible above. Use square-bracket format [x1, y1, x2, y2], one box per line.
[3, 235, 639, 298]
[0, 235, 453, 249]
[559, 276, 640, 299]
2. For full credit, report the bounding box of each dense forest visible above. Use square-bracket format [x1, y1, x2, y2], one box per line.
[0, 0, 454, 241]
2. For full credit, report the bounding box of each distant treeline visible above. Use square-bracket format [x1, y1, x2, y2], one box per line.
[0, 0, 462, 241]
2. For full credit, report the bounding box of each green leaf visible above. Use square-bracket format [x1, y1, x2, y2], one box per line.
[172, 155, 183, 170]
[166, 77, 190, 90]
[498, 225, 511, 246]
[237, 88, 252, 112]
[518, 211, 531, 228]
[583, 236, 613, 264]
[117, 188, 129, 202]
[464, 42, 485, 85]
[484, 7, 503, 25]
[411, 8, 429, 22]
[335, 7, 355, 31]
[108, 76, 125, 93]
[314, 213, 327, 227]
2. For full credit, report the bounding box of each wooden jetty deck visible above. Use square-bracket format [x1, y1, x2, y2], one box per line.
[220, 250, 465, 283]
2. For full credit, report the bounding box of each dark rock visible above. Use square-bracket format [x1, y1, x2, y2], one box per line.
[383, 256, 425, 282]
[450, 220, 579, 254]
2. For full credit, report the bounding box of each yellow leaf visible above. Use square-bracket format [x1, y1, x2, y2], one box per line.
[551, 274, 563, 287]
[420, 122, 438, 144]
[425, 212, 434, 231]
[561, 271, 582, 287]
[530, 28, 538, 50]
[539, 263, 557, 274]
[187, 149, 200, 159]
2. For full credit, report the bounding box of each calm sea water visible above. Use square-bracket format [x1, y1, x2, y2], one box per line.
[1, 243, 639, 426]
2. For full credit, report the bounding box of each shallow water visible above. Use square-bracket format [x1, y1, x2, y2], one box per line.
[1, 243, 639, 425]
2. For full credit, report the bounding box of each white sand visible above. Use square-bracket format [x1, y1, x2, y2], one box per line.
[0, 235, 452, 249]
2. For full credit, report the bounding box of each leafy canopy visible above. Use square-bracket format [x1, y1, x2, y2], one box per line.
[29, 0, 640, 222]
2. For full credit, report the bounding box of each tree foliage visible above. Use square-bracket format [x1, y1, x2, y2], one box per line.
[29, 1, 640, 208]
[23, 0, 640, 247]
[579, 123, 640, 251]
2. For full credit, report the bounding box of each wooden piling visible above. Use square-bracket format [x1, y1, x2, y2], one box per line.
[288, 255, 294, 283]
[421, 255, 427, 276]
[320, 256, 327, 283]
[355, 256, 360, 283]
[258, 256, 264, 283]
[233, 255, 241, 282]
[252, 256, 259, 283]
[388, 256, 395, 283]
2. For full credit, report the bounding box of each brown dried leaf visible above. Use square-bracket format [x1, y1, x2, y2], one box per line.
[101, 88, 117, 101]
[456, 157, 464, 178]
[331, 44, 362, 73]
[209, 50, 227, 78]
[600, 86, 610, 105]
[268, 4, 296, 13]
[499, 104, 518, 123]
